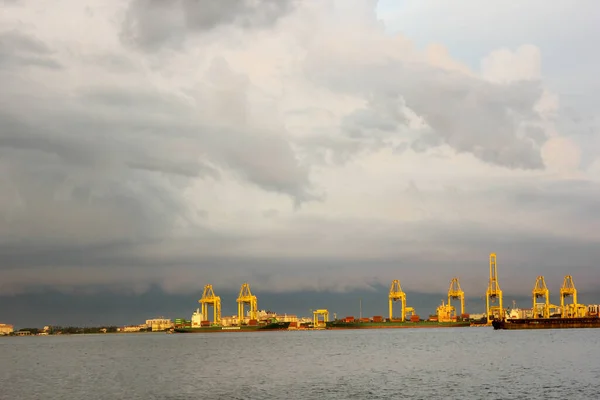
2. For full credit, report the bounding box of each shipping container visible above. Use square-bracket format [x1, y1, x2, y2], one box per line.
[410, 315, 420, 322]
[372, 316, 383, 323]
[248, 319, 258, 326]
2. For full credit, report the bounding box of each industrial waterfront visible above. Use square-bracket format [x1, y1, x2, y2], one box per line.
[3, 252, 598, 336]
[172, 252, 600, 333]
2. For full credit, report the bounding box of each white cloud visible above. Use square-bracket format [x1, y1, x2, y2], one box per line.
[481, 45, 541, 84]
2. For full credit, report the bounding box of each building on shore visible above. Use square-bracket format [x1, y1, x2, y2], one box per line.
[145, 318, 173, 332]
[118, 324, 149, 333]
[0, 323, 14, 335]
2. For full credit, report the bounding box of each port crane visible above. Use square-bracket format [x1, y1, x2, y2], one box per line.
[389, 279, 413, 322]
[448, 277, 465, 317]
[560, 275, 586, 318]
[237, 283, 258, 324]
[485, 253, 504, 324]
[313, 309, 329, 328]
[532, 276, 550, 319]
[199, 284, 221, 325]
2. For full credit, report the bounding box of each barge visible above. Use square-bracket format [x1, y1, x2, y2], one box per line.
[325, 320, 471, 330]
[174, 321, 290, 333]
[492, 317, 600, 330]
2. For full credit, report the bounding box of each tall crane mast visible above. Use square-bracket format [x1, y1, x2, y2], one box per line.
[389, 279, 407, 322]
[485, 253, 503, 324]
[237, 283, 258, 324]
[532, 276, 550, 319]
[448, 277, 465, 316]
[199, 284, 221, 325]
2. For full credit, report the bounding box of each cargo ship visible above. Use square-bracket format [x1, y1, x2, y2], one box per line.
[492, 317, 600, 330]
[326, 320, 471, 330]
[174, 320, 290, 333]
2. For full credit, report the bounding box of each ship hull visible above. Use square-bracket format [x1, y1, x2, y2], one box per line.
[492, 317, 600, 330]
[325, 321, 471, 329]
[174, 321, 291, 333]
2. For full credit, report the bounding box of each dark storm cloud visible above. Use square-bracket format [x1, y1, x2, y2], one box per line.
[120, 0, 296, 51]
[2, 180, 599, 297]
[0, 30, 61, 69]
[0, 0, 598, 317]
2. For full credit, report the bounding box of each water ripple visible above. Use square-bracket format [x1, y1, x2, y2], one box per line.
[0, 327, 599, 399]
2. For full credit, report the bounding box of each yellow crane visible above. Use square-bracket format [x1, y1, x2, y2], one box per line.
[389, 279, 411, 322]
[486, 253, 504, 324]
[560, 275, 586, 318]
[237, 283, 258, 324]
[448, 277, 465, 316]
[199, 284, 221, 325]
[313, 309, 329, 328]
[532, 276, 550, 319]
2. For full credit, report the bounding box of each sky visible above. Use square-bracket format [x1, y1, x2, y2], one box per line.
[1, 0, 599, 327]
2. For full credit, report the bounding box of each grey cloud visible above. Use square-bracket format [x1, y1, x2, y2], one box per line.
[182, 0, 295, 31]
[0, 52, 314, 259]
[0, 0, 597, 307]
[307, 55, 546, 169]
[80, 53, 140, 74]
[341, 93, 408, 140]
[127, 159, 220, 179]
[0, 30, 61, 69]
[121, 0, 295, 51]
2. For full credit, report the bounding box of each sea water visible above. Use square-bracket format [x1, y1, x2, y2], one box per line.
[1, 328, 598, 399]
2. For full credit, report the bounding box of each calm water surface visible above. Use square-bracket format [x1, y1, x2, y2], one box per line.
[1, 328, 599, 399]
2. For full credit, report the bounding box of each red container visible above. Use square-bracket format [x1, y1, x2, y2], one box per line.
[289, 322, 297, 328]
[248, 319, 258, 326]
[372, 316, 383, 323]
[359, 318, 370, 323]
[461, 313, 470, 319]
[201, 320, 211, 327]
[410, 315, 420, 322]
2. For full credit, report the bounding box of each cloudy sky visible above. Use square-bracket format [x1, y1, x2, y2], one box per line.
[1, 0, 599, 325]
